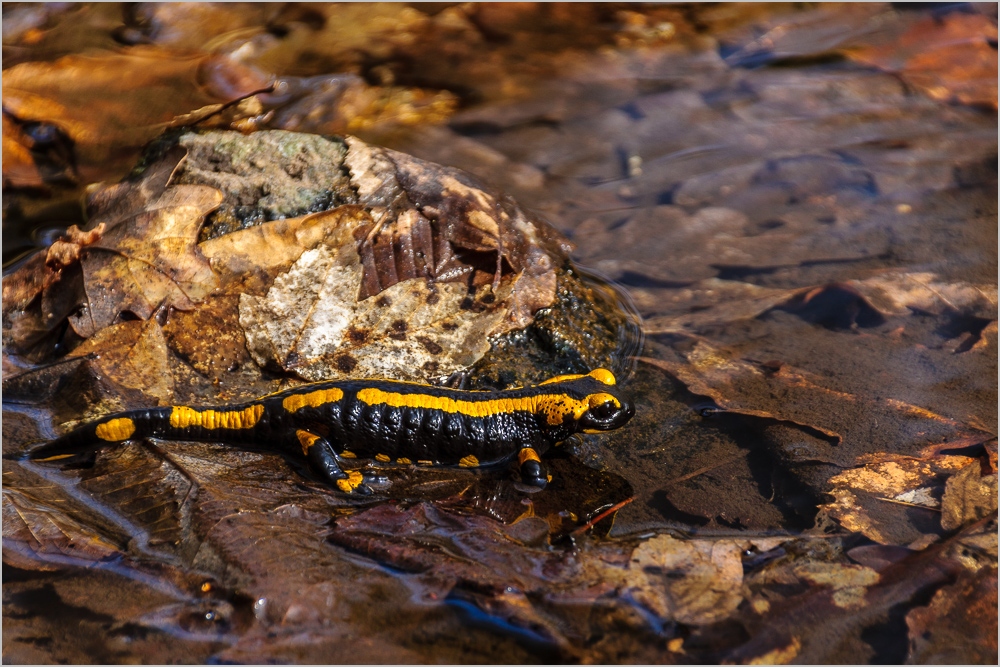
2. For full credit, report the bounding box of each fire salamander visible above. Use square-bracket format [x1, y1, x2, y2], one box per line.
[27, 369, 634, 494]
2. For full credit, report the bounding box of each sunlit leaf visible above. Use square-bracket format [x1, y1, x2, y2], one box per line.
[239, 215, 528, 382]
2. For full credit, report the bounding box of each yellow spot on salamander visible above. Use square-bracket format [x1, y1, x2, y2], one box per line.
[588, 368, 616, 385]
[33, 453, 77, 462]
[169, 404, 264, 430]
[518, 448, 541, 466]
[417, 459, 434, 466]
[95, 417, 136, 442]
[375, 453, 391, 462]
[282, 388, 344, 413]
[458, 455, 479, 468]
[339, 450, 357, 459]
[396, 457, 412, 464]
[336, 470, 365, 493]
[296, 430, 320, 455]
[538, 368, 617, 386]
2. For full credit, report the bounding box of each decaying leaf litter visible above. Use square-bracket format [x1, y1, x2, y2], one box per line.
[3, 3, 997, 664]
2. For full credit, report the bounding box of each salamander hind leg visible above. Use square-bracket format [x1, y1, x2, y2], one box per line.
[518, 446, 550, 489]
[295, 430, 370, 494]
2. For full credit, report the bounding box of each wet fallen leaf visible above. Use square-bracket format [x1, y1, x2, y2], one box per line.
[847, 13, 999, 108]
[1, 466, 129, 571]
[2, 114, 43, 188]
[906, 565, 998, 663]
[940, 459, 998, 531]
[328, 502, 579, 652]
[844, 271, 997, 319]
[66, 319, 173, 406]
[729, 518, 992, 664]
[644, 271, 998, 335]
[641, 279, 800, 332]
[639, 336, 992, 462]
[2, 47, 266, 183]
[790, 562, 879, 610]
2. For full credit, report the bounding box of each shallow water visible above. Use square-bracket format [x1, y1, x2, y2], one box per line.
[3, 3, 997, 664]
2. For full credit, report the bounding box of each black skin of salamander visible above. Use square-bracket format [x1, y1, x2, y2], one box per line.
[24, 376, 635, 493]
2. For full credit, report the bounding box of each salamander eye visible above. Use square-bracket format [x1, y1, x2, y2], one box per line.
[588, 400, 618, 420]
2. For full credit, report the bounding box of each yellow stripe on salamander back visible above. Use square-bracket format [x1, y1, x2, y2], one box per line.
[282, 388, 344, 413]
[95, 417, 136, 442]
[357, 388, 544, 419]
[357, 387, 594, 426]
[169, 404, 264, 430]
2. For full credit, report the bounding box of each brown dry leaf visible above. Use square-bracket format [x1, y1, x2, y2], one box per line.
[1, 48, 265, 183]
[819, 455, 973, 544]
[67, 319, 174, 405]
[239, 233, 520, 382]
[2, 251, 60, 315]
[200, 207, 372, 296]
[847, 13, 998, 108]
[906, 566, 998, 663]
[940, 460, 998, 531]
[344, 136, 563, 327]
[161, 296, 251, 381]
[234, 196, 557, 382]
[67, 183, 223, 338]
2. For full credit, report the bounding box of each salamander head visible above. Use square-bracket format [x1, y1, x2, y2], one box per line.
[534, 368, 635, 433]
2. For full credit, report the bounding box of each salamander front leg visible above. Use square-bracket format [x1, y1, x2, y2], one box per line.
[518, 446, 550, 489]
[295, 430, 368, 494]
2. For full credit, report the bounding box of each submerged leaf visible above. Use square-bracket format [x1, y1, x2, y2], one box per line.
[846, 13, 998, 108]
[621, 534, 745, 625]
[1, 48, 265, 183]
[940, 460, 998, 531]
[905, 566, 998, 663]
[819, 455, 973, 545]
[2, 466, 129, 570]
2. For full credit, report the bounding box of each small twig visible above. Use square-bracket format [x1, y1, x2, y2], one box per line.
[874, 496, 942, 512]
[664, 452, 747, 487]
[572, 497, 634, 536]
